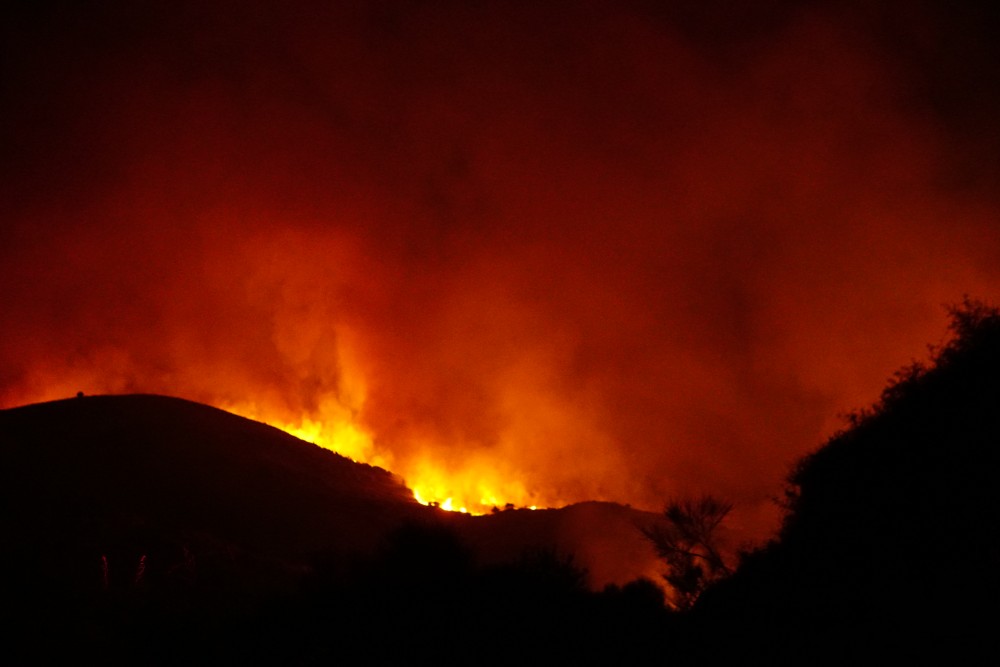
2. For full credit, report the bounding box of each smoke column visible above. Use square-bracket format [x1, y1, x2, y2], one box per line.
[3, 1, 999, 535]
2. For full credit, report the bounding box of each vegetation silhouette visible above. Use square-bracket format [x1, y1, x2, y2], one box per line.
[243, 520, 671, 663]
[641, 496, 733, 610]
[694, 298, 1000, 663]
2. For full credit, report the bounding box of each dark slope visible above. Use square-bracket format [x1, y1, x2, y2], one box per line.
[0, 393, 669, 663]
[694, 302, 1000, 663]
[0, 394, 660, 591]
[0, 394, 428, 585]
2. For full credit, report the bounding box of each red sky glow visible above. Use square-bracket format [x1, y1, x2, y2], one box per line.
[3, 0, 999, 537]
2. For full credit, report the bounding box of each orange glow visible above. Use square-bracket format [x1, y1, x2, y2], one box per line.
[3, 2, 1000, 545]
[226, 404, 387, 470]
[221, 398, 551, 515]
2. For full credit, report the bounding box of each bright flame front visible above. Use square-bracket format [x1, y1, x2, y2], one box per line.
[224, 401, 546, 515]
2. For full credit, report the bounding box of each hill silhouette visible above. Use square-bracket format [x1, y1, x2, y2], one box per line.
[0, 393, 666, 662]
[0, 393, 425, 560]
[0, 394, 436, 658]
[694, 300, 1000, 663]
[0, 393, 661, 583]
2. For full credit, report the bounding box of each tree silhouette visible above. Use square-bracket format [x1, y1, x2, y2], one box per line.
[641, 496, 733, 610]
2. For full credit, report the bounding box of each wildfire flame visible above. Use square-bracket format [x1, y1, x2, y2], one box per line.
[223, 400, 547, 515]
[6, 0, 998, 543]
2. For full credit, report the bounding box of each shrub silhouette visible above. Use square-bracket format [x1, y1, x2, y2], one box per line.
[695, 298, 1000, 662]
[252, 521, 665, 663]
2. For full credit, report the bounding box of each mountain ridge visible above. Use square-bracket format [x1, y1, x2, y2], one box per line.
[0, 393, 662, 593]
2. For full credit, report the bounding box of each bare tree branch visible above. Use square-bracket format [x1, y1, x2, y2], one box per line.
[641, 495, 733, 610]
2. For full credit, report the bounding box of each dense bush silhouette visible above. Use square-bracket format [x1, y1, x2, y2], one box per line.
[245, 521, 670, 663]
[695, 299, 1000, 663]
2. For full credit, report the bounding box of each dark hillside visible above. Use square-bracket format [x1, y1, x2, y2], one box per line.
[696, 301, 1000, 662]
[0, 395, 428, 604]
[0, 394, 442, 661]
[0, 393, 669, 662]
[0, 394, 663, 590]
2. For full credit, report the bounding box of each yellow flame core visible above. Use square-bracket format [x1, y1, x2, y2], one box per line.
[223, 402, 543, 515]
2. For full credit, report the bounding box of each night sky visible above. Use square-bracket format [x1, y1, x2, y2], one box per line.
[3, 0, 999, 535]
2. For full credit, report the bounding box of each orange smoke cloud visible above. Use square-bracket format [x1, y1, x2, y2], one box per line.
[3, 1, 999, 536]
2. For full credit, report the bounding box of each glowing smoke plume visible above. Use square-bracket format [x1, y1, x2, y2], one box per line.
[3, 1, 1000, 534]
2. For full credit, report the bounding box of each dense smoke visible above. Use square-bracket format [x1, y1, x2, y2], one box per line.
[3, 1, 999, 535]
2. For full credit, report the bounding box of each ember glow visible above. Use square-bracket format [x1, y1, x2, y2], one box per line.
[3, 2, 1000, 537]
